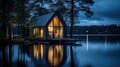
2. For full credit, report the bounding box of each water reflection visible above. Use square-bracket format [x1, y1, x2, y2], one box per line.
[86, 34, 88, 51]
[48, 45, 64, 67]
[82, 34, 120, 50]
[105, 34, 107, 49]
[77, 35, 120, 67]
[33, 44, 44, 59]
[1, 35, 120, 67]
[22, 44, 66, 67]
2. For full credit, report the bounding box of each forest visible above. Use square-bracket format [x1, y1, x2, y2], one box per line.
[68, 24, 120, 34]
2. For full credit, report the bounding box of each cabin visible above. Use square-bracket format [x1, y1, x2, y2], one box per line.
[23, 12, 68, 67]
[28, 12, 67, 39]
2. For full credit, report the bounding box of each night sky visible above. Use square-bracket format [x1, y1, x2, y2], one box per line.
[77, 0, 120, 26]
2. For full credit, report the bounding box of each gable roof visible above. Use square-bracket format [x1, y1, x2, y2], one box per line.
[34, 12, 54, 27]
[34, 11, 67, 27]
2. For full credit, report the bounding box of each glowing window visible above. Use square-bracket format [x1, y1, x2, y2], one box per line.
[33, 28, 44, 38]
[48, 16, 63, 38]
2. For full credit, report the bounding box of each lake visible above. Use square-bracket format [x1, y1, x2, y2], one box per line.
[0, 34, 120, 67]
[72, 34, 120, 67]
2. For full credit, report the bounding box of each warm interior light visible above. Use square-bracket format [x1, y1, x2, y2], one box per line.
[33, 45, 44, 59]
[40, 28, 44, 38]
[33, 28, 38, 37]
[33, 45, 39, 59]
[33, 28, 44, 38]
[48, 45, 63, 66]
[48, 16, 63, 38]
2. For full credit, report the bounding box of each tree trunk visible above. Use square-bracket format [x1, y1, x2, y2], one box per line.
[70, 0, 74, 67]
[2, 0, 7, 38]
[70, 0, 74, 39]
[7, 0, 12, 66]
[2, 0, 12, 66]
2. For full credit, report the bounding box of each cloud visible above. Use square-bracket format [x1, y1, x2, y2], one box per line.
[92, 0, 120, 20]
[79, 0, 120, 26]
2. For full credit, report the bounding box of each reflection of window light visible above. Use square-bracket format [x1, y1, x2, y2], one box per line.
[48, 45, 63, 67]
[39, 45, 44, 58]
[33, 45, 44, 59]
[33, 45, 39, 59]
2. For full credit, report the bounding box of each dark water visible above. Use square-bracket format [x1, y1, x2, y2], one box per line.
[73, 34, 120, 67]
[0, 34, 120, 67]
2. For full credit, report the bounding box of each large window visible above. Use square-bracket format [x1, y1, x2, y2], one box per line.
[33, 28, 44, 38]
[48, 16, 63, 38]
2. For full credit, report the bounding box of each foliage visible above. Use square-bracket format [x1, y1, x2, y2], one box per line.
[70, 24, 120, 34]
[0, 32, 7, 39]
[0, 0, 94, 39]
[13, 37, 24, 42]
[20, 0, 95, 25]
[3, 0, 94, 26]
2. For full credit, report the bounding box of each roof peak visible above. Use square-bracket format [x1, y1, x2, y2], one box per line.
[34, 11, 65, 27]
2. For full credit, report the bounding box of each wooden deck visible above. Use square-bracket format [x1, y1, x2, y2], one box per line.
[24, 38, 82, 46]
[0, 38, 82, 46]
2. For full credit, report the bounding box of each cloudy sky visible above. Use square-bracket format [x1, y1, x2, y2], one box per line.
[78, 0, 120, 26]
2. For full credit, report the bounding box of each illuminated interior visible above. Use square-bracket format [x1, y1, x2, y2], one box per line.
[33, 44, 44, 59]
[33, 28, 44, 38]
[48, 16, 63, 38]
[48, 45, 63, 66]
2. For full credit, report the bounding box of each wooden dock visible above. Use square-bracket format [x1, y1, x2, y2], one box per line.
[0, 38, 82, 46]
[24, 38, 82, 46]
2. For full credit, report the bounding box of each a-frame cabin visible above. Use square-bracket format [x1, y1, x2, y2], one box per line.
[28, 11, 67, 39]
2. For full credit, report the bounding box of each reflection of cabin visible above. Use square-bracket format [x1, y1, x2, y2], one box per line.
[28, 12, 67, 39]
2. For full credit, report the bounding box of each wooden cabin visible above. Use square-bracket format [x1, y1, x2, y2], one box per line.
[27, 11, 67, 39]
[23, 12, 68, 67]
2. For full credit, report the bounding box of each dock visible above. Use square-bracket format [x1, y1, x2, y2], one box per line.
[0, 38, 82, 46]
[23, 38, 82, 46]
